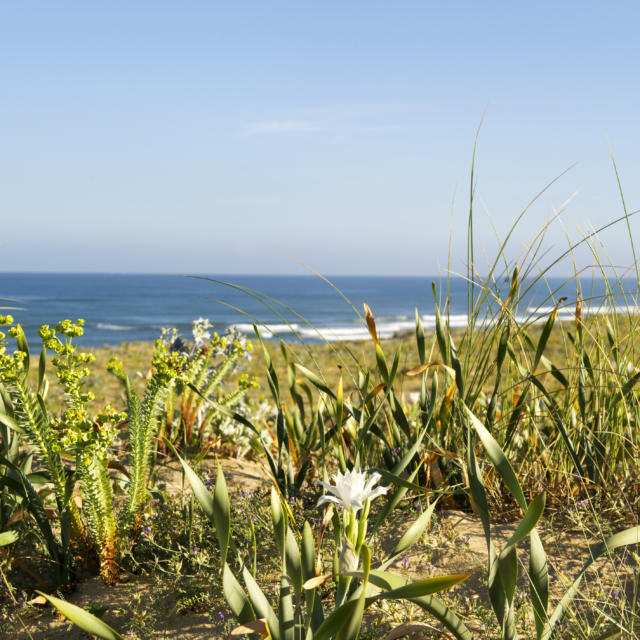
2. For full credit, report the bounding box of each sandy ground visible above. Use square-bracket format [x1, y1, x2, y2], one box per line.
[10, 458, 637, 639]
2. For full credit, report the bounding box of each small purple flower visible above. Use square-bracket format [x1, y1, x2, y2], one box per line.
[142, 525, 151, 536]
[610, 588, 621, 601]
[576, 499, 588, 507]
[205, 481, 214, 489]
[424, 560, 433, 571]
[402, 556, 410, 569]
[193, 546, 199, 554]
[217, 611, 225, 621]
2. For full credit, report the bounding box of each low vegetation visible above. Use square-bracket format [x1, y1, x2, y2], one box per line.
[2, 172, 640, 638]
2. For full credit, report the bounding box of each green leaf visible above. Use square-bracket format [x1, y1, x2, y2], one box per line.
[499, 493, 546, 561]
[37, 592, 124, 640]
[213, 464, 230, 564]
[415, 308, 426, 364]
[285, 528, 302, 596]
[271, 486, 285, 560]
[301, 521, 315, 580]
[223, 563, 254, 624]
[279, 575, 295, 640]
[171, 446, 216, 530]
[0, 412, 22, 434]
[532, 308, 557, 372]
[301, 521, 324, 631]
[495, 493, 546, 621]
[497, 546, 518, 609]
[375, 344, 390, 383]
[369, 573, 470, 601]
[314, 546, 372, 640]
[529, 529, 549, 640]
[337, 544, 370, 640]
[365, 570, 473, 640]
[380, 498, 439, 570]
[15, 325, 30, 377]
[38, 344, 46, 394]
[313, 598, 361, 640]
[0, 529, 18, 546]
[295, 364, 335, 398]
[370, 464, 421, 538]
[371, 468, 422, 493]
[243, 565, 281, 640]
[465, 405, 526, 510]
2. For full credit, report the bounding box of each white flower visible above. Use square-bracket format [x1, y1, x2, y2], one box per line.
[316, 469, 388, 512]
[192, 318, 213, 349]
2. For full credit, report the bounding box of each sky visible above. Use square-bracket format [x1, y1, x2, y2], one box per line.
[1, 1, 640, 276]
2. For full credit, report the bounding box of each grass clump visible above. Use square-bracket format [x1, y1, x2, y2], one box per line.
[3, 151, 640, 639]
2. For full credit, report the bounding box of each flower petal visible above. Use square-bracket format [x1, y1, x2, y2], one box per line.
[316, 495, 341, 508]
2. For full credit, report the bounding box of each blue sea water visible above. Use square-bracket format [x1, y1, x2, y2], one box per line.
[0, 273, 638, 347]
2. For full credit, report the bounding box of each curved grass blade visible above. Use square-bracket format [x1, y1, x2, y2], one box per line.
[464, 405, 526, 510]
[366, 570, 474, 640]
[37, 592, 124, 640]
[379, 499, 439, 570]
[366, 573, 470, 601]
[169, 444, 216, 530]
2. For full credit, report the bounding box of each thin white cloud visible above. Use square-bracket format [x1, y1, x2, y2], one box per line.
[246, 119, 316, 134]
[244, 103, 431, 136]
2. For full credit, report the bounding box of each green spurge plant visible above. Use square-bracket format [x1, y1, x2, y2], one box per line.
[107, 339, 188, 538]
[0, 318, 185, 585]
[0, 316, 90, 584]
[153, 319, 258, 453]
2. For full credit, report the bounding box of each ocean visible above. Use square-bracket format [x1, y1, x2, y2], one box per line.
[0, 273, 637, 347]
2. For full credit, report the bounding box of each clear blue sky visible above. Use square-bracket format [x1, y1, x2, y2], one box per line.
[1, 2, 640, 275]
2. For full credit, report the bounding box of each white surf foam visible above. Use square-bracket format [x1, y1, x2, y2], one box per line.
[96, 323, 132, 331]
